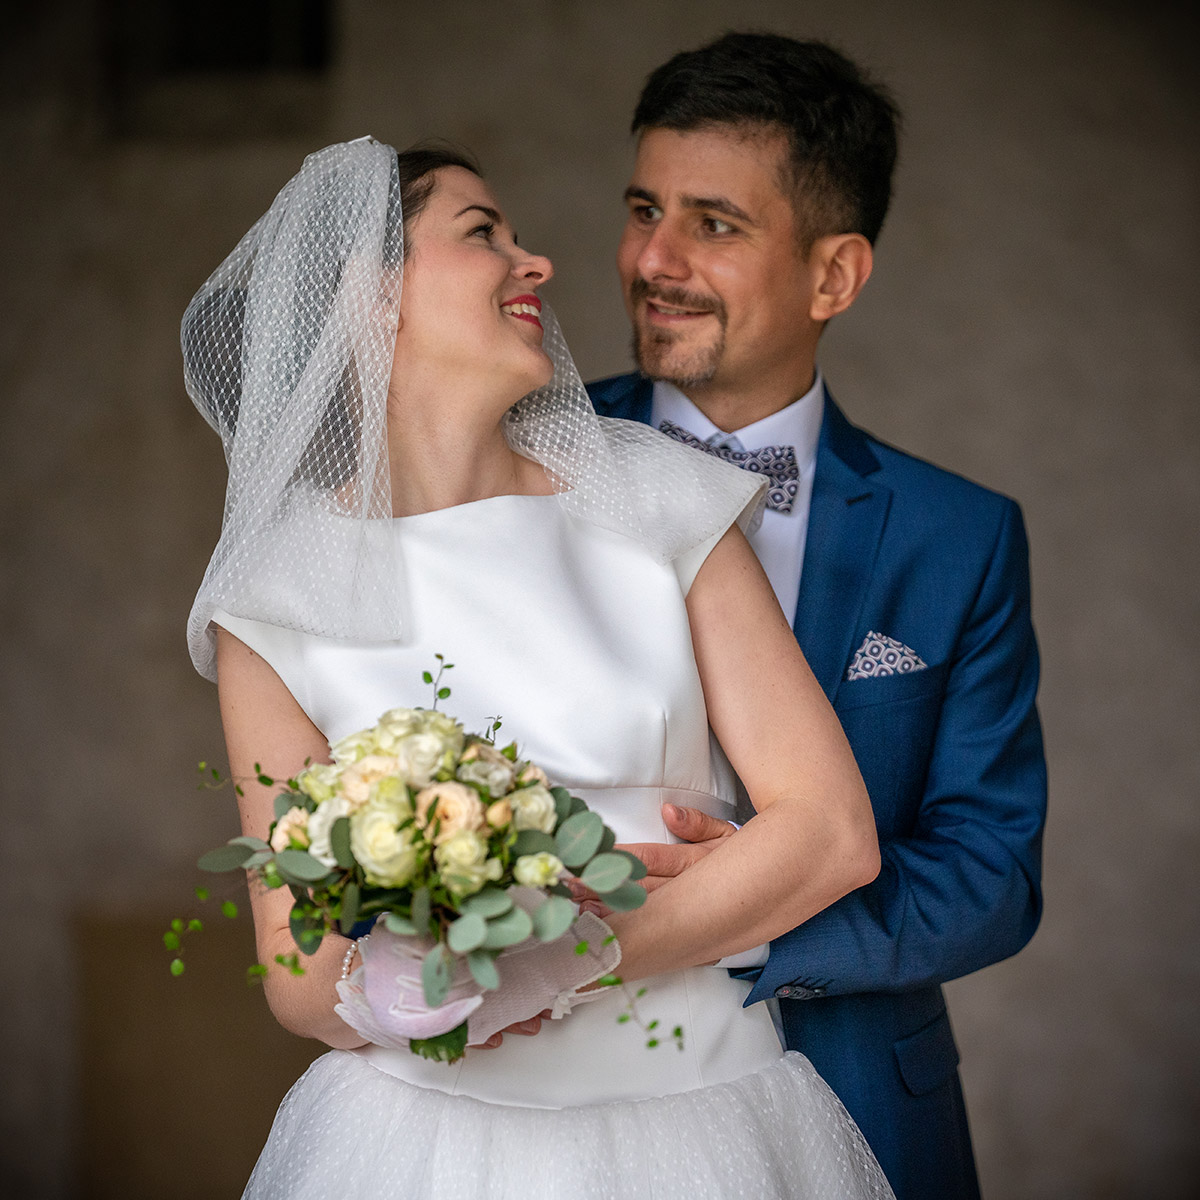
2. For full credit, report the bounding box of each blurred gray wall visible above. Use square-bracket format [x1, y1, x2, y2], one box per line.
[2, 1, 1197, 1196]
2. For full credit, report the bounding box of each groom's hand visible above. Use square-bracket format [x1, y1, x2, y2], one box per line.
[618, 803, 735, 894]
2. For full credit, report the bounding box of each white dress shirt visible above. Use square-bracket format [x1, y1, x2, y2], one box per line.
[651, 372, 826, 997]
[651, 370, 825, 622]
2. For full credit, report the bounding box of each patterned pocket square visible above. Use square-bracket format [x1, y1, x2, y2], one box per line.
[846, 632, 928, 681]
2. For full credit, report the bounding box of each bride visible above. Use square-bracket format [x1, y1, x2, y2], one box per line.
[183, 137, 894, 1198]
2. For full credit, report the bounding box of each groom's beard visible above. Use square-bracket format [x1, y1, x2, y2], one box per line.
[628, 278, 728, 389]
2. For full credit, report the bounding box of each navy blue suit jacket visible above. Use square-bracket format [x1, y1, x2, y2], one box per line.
[588, 372, 1046, 1200]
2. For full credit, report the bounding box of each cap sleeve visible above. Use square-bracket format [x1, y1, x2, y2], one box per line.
[210, 608, 313, 716]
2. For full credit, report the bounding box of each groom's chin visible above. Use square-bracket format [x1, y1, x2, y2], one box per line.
[631, 329, 719, 389]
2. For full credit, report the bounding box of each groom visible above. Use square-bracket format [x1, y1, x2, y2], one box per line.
[587, 33, 1047, 1200]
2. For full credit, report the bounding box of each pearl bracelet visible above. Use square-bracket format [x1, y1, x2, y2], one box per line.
[341, 934, 369, 980]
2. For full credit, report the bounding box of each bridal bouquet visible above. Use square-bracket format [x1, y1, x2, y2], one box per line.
[195, 661, 646, 1062]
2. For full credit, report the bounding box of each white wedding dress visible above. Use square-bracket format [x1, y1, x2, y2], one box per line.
[215, 494, 892, 1199]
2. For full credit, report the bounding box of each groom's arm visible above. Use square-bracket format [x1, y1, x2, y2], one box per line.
[636, 500, 1046, 998]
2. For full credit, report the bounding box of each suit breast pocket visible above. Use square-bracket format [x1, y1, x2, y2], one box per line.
[834, 661, 949, 837]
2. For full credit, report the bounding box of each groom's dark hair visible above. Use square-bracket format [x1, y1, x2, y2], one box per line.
[632, 32, 900, 251]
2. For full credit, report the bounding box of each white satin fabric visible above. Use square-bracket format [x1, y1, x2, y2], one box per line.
[217, 494, 893, 1197]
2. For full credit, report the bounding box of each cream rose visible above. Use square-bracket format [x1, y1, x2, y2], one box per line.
[517, 763, 550, 787]
[340, 755, 404, 807]
[391, 732, 451, 788]
[434, 829, 502, 897]
[456, 741, 516, 797]
[269, 805, 311, 852]
[415, 781, 485, 844]
[485, 799, 513, 829]
[510, 784, 557, 833]
[513, 852, 565, 888]
[349, 795, 420, 887]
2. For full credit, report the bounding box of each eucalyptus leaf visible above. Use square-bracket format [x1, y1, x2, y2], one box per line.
[197, 843, 255, 873]
[482, 905, 534, 949]
[231, 834, 271, 852]
[274, 793, 297, 821]
[579, 852, 633, 893]
[531, 895, 575, 942]
[411, 887, 431, 934]
[466, 949, 501, 990]
[598, 880, 647, 911]
[384, 912, 418, 936]
[551, 787, 573, 825]
[597, 825, 616, 854]
[331, 817, 354, 870]
[289, 909, 324, 956]
[568, 795, 588, 817]
[422, 943, 453, 1008]
[512, 830, 557, 857]
[459, 888, 513, 919]
[614, 849, 648, 881]
[275, 849, 331, 883]
[555, 810, 604, 867]
[339, 880, 361, 934]
[447, 912, 487, 954]
[244, 850, 273, 870]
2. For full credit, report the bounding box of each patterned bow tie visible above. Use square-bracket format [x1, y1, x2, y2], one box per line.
[658, 419, 799, 513]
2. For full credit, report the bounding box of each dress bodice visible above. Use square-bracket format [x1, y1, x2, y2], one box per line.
[215, 493, 781, 1108]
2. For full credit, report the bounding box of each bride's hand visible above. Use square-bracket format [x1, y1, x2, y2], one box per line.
[618, 804, 734, 894]
[476, 1010, 552, 1050]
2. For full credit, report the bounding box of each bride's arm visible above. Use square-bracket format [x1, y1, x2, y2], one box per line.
[215, 627, 367, 1049]
[604, 525, 880, 982]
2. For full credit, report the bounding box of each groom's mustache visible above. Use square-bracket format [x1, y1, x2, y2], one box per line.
[628, 277, 727, 324]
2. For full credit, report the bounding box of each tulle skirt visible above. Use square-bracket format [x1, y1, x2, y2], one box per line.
[242, 1049, 894, 1199]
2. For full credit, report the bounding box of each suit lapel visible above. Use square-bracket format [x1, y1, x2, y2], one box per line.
[793, 397, 891, 705]
[589, 374, 653, 424]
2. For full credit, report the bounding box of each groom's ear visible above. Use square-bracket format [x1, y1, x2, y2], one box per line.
[807, 233, 874, 323]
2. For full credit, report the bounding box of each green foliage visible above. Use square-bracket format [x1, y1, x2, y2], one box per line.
[460, 888, 513, 919]
[274, 792, 297, 821]
[512, 830, 557, 857]
[597, 974, 622, 988]
[339, 881, 360, 934]
[532, 895, 574, 942]
[551, 787, 573, 825]
[482, 905, 533, 949]
[246, 963, 268, 985]
[466, 949, 500, 990]
[170, 958, 185, 976]
[331, 817, 354, 869]
[162, 931, 180, 951]
[447, 912, 487, 954]
[194, 887, 210, 902]
[613, 849, 648, 881]
[411, 886, 431, 935]
[197, 842, 255, 873]
[599, 881, 647, 911]
[422, 943, 453, 1007]
[555, 810, 604, 867]
[221, 901, 238, 919]
[579, 852, 633, 893]
[384, 912, 418, 935]
[274, 849, 330, 885]
[409, 1020, 468, 1063]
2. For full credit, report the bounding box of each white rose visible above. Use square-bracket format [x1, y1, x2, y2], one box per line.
[435, 830, 502, 897]
[329, 728, 377, 765]
[373, 708, 422, 752]
[415, 781, 485, 844]
[456, 743, 516, 797]
[510, 784, 557, 833]
[269, 805, 311, 852]
[307, 795, 352, 867]
[350, 795, 420, 887]
[392, 732, 450, 788]
[295, 762, 340, 805]
[416, 710, 465, 752]
[340, 755, 404, 807]
[513, 852, 565, 889]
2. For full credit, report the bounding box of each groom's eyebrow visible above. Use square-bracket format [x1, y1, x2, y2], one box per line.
[623, 186, 754, 226]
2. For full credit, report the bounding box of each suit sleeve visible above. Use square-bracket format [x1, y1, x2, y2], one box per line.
[745, 499, 1047, 1001]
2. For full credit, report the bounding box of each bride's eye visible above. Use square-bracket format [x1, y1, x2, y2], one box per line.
[470, 221, 497, 240]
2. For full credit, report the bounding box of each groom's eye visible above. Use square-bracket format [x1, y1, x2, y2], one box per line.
[702, 216, 735, 235]
[632, 204, 662, 223]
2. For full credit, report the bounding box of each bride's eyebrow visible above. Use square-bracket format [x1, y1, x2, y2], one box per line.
[455, 204, 503, 224]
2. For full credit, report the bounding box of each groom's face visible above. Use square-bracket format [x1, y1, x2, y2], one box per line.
[618, 126, 816, 395]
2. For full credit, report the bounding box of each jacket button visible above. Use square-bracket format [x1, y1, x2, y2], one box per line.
[774, 985, 794, 998]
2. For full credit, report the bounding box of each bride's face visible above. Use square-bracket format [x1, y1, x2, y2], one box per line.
[394, 167, 555, 403]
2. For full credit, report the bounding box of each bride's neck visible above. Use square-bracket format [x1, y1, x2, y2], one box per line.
[385, 390, 542, 516]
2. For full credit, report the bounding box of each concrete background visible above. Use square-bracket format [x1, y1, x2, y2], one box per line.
[2, 1, 1197, 1196]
